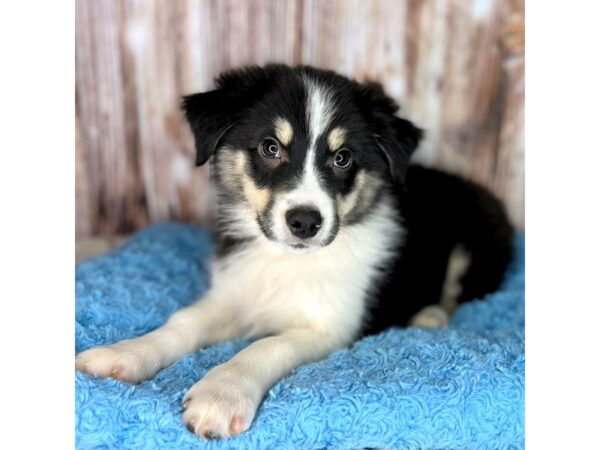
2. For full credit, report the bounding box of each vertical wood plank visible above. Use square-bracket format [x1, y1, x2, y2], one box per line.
[436, 0, 508, 187]
[75, 105, 92, 237]
[494, 0, 525, 227]
[76, 0, 141, 235]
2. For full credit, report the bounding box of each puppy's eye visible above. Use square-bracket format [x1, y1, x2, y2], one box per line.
[259, 139, 281, 159]
[333, 148, 353, 169]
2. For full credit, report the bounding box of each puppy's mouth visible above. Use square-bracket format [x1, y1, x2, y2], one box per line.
[255, 200, 340, 253]
[286, 240, 321, 253]
[256, 215, 332, 253]
[266, 228, 340, 254]
[290, 244, 330, 255]
[269, 234, 327, 254]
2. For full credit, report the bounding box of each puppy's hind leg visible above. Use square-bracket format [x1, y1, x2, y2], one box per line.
[409, 244, 471, 329]
[76, 292, 240, 383]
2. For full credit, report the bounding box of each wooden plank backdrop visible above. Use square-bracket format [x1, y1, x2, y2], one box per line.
[76, 0, 524, 237]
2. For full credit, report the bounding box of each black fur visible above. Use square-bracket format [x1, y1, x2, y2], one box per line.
[182, 64, 514, 334]
[182, 65, 419, 200]
[364, 166, 514, 334]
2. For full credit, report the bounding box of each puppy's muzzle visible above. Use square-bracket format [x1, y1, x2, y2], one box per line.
[285, 207, 322, 239]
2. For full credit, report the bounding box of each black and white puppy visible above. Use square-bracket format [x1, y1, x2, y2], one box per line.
[76, 65, 513, 439]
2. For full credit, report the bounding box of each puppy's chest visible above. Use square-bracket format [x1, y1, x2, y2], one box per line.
[210, 241, 376, 337]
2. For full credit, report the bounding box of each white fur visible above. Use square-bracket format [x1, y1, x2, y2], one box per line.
[75, 76, 404, 440]
[76, 196, 402, 438]
[270, 77, 337, 249]
[212, 199, 401, 339]
[409, 305, 449, 329]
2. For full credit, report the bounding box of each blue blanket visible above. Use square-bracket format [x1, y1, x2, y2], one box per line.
[76, 223, 524, 449]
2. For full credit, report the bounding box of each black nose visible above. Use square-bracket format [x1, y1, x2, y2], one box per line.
[286, 207, 322, 239]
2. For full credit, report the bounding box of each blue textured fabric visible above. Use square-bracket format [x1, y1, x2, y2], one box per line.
[76, 223, 525, 450]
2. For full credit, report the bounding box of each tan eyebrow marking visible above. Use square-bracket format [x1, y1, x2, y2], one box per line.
[274, 117, 293, 146]
[233, 150, 271, 213]
[327, 127, 346, 151]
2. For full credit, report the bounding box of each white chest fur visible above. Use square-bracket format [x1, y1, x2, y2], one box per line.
[210, 198, 403, 345]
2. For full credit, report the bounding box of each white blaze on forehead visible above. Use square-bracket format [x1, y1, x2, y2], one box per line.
[304, 77, 335, 149]
[300, 76, 336, 203]
[274, 117, 293, 146]
[266, 76, 338, 248]
[302, 76, 336, 178]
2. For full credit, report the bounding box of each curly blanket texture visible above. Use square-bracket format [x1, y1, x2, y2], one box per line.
[75, 223, 524, 450]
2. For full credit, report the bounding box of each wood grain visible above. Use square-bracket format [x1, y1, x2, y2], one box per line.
[76, 0, 525, 236]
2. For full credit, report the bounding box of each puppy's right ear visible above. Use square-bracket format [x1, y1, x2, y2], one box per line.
[183, 65, 288, 165]
[181, 90, 234, 166]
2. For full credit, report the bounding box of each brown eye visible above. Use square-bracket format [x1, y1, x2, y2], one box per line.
[259, 138, 281, 159]
[333, 148, 353, 169]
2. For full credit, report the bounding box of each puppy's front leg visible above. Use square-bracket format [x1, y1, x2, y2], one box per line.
[182, 328, 341, 439]
[76, 292, 240, 383]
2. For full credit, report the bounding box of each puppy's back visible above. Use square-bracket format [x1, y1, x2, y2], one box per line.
[364, 165, 514, 334]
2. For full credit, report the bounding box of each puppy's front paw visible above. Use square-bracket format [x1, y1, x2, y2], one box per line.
[182, 367, 259, 439]
[75, 340, 160, 383]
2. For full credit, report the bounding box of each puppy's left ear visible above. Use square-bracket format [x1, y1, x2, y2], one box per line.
[181, 90, 234, 166]
[377, 117, 423, 184]
[359, 81, 423, 184]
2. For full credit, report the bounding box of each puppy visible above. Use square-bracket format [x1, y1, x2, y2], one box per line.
[76, 64, 513, 439]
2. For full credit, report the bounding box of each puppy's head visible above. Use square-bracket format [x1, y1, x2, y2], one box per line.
[183, 65, 422, 253]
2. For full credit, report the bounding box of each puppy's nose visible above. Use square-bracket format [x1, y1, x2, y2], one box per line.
[286, 207, 322, 239]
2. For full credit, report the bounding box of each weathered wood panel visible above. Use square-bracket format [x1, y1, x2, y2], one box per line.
[76, 0, 525, 236]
